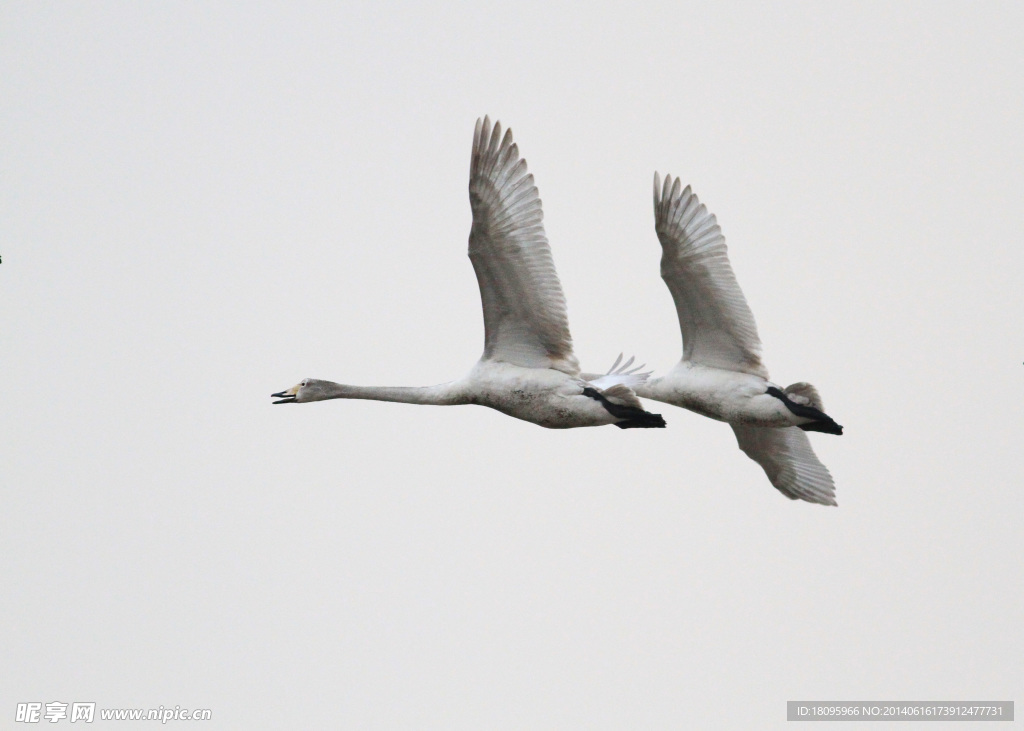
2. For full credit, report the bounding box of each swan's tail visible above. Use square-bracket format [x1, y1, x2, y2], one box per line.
[604, 353, 650, 378]
[782, 382, 844, 435]
[580, 353, 653, 390]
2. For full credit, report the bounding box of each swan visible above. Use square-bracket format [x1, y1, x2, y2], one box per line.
[271, 117, 666, 431]
[633, 174, 843, 505]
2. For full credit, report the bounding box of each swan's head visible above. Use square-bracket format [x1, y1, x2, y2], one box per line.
[271, 378, 328, 404]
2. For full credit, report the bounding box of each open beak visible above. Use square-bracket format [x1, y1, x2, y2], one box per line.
[271, 387, 298, 404]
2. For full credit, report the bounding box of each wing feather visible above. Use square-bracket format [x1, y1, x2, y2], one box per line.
[653, 173, 768, 378]
[469, 117, 578, 374]
[731, 424, 837, 505]
[581, 353, 652, 390]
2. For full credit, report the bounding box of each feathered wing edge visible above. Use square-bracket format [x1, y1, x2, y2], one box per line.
[731, 424, 837, 506]
[468, 116, 579, 374]
[653, 173, 768, 378]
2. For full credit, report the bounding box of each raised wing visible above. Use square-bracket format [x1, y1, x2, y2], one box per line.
[469, 117, 579, 375]
[731, 424, 837, 505]
[653, 174, 768, 378]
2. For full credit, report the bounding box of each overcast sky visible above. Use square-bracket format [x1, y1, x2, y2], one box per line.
[2, 2, 1022, 728]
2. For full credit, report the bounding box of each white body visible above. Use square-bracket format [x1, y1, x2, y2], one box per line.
[459, 361, 620, 429]
[640, 174, 841, 505]
[272, 118, 663, 431]
[640, 363, 799, 427]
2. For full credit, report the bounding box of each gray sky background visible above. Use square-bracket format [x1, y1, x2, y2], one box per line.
[2, 2, 1022, 728]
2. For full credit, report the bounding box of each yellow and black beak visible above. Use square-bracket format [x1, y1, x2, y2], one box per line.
[271, 385, 298, 404]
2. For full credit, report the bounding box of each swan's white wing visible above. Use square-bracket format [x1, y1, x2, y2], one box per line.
[469, 117, 579, 375]
[654, 174, 768, 378]
[731, 424, 837, 505]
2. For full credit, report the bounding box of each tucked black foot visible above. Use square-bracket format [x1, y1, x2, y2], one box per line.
[766, 386, 844, 436]
[613, 414, 667, 429]
[799, 420, 844, 435]
[583, 387, 667, 429]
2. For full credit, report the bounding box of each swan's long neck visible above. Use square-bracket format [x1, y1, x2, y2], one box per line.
[313, 381, 468, 406]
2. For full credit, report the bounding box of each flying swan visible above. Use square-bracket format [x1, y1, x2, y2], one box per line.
[633, 175, 843, 505]
[272, 118, 666, 431]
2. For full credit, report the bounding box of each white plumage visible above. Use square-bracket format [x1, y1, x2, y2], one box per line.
[468, 117, 578, 375]
[271, 118, 665, 431]
[635, 174, 843, 505]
